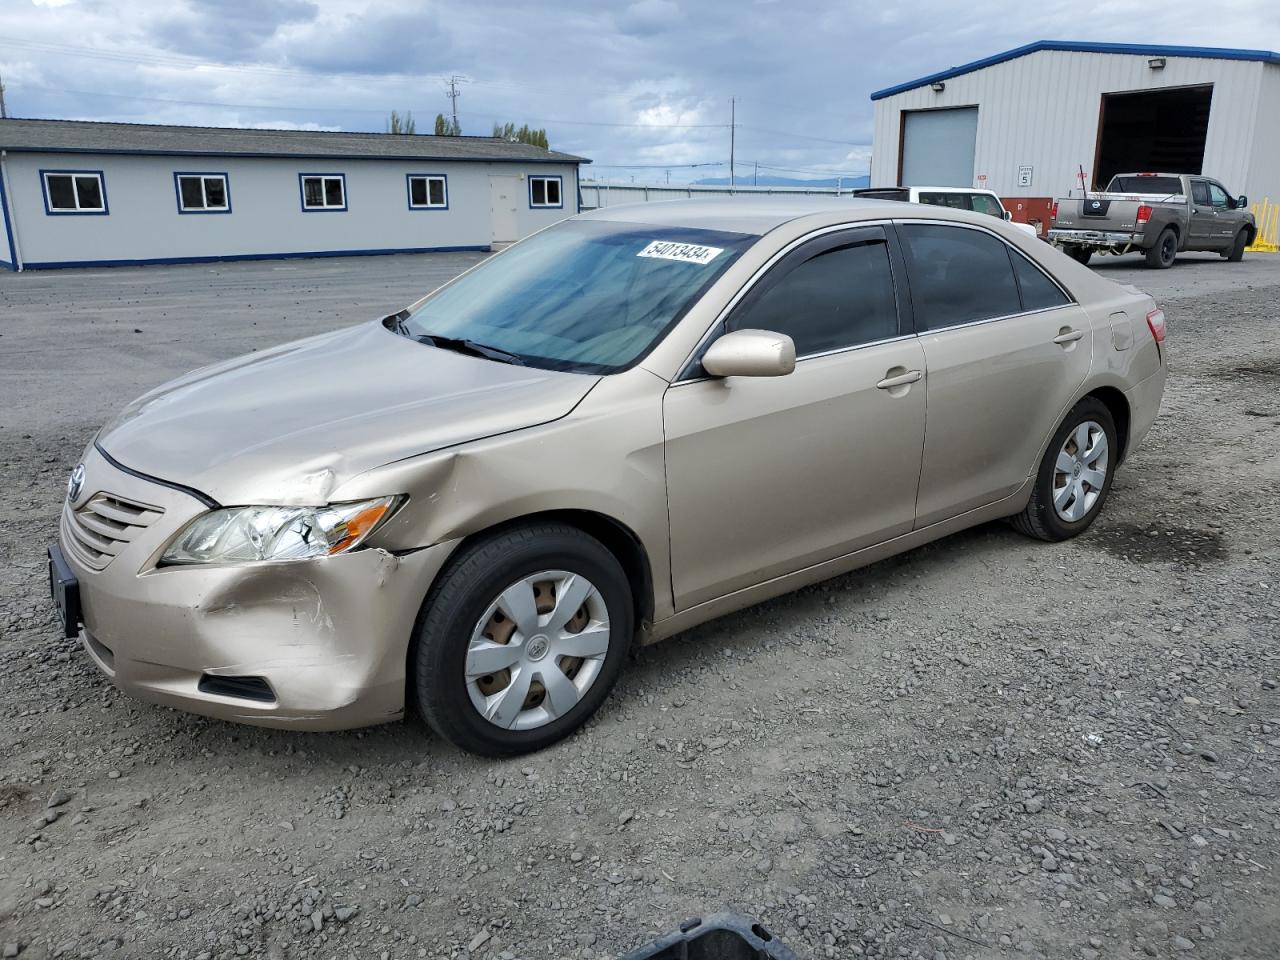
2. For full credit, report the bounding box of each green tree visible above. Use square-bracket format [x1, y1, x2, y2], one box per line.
[492, 122, 549, 149]
[387, 110, 416, 134]
[434, 113, 461, 136]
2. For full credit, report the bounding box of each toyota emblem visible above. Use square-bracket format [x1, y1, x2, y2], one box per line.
[67, 463, 86, 503]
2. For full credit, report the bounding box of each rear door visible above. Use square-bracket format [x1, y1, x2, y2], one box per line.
[663, 226, 927, 609]
[1188, 179, 1217, 248]
[896, 222, 1092, 527]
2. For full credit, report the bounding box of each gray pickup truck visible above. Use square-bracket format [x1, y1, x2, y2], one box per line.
[1048, 173, 1255, 269]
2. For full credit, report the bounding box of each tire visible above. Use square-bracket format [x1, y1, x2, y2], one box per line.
[411, 522, 634, 756]
[1145, 228, 1177, 269]
[1066, 246, 1093, 265]
[1011, 397, 1118, 542]
[1225, 230, 1248, 262]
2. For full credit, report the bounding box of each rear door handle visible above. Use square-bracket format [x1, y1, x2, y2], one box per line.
[1053, 329, 1085, 345]
[876, 369, 922, 389]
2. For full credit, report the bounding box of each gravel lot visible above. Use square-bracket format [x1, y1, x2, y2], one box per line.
[1, 249, 1278, 960]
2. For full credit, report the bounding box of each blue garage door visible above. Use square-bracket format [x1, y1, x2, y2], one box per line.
[901, 107, 978, 187]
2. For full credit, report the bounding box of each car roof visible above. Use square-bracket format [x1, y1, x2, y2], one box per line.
[576, 196, 923, 236]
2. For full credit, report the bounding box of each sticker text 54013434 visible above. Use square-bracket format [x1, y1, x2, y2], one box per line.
[636, 240, 724, 265]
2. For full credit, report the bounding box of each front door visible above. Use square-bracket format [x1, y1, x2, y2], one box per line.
[488, 175, 520, 247]
[896, 222, 1093, 527]
[1207, 181, 1244, 248]
[664, 226, 927, 610]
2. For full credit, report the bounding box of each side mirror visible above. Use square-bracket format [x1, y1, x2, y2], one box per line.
[1004, 210, 1013, 221]
[702, 329, 796, 378]
[1239, 195, 1248, 209]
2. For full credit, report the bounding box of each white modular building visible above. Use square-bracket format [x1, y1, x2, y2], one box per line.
[0, 119, 588, 271]
[869, 41, 1280, 233]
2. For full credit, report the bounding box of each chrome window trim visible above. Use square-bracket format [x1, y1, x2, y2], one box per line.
[671, 217, 1077, 385]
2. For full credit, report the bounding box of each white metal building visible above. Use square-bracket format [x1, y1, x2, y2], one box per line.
[870, 41, 1280, 228]
[0, 119, 588, 271]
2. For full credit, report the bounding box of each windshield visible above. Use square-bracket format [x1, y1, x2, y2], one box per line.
[400, 220, 756, 373]
[1107, 176, 1183, 196]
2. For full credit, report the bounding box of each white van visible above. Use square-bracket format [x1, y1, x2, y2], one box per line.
[854, 186, 1040, 239]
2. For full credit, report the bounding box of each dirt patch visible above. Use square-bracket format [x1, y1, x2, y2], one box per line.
[1211, 360, 1280, 384]
[0, 783, 32, 812]
[1089, 521, 1227, 564]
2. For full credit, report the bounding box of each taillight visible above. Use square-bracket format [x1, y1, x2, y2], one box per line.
[1146, 308, 1166, 343]
[1136, 204, 1153, 225]
[1050, 202, 1058, 220]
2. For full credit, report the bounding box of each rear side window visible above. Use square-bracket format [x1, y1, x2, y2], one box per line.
[897, 224, 1020, 330]
[728, 237, 899, 356]
[1010, 252, 1070, 311]
[918, 192, 968, 210]
[1190, 180, 1210, 205]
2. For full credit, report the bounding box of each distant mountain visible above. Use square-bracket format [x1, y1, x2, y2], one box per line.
[692, 174, 870, 189]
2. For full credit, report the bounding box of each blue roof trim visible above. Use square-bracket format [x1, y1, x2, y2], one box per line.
[20, 245, 491, 271]
[871, 40, 1280, 100]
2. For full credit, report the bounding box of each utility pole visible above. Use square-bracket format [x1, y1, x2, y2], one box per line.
[753, 161, 758, 187]
[444, 75, 467, 133]
[729, 97, 736, 192]
[0, 74, 8, 120]
[665, 169, 670, 185]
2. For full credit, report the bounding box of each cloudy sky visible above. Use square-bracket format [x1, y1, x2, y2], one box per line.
[2, 0, 1278, 183]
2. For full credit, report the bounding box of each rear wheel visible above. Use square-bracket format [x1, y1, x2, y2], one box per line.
[1145, 228, 1177, 269]
[1012, 397, 1118, 542]
[412, 523, 633, 756]
[1225, 230, 1248, 262]
[1065, 246, 1093, 265]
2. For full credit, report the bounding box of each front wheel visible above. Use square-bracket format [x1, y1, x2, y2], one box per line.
[412, 523, 634, 756]
[1225, 230, 1248, 262]
[1145, 228, 1178, 269]
[1011, 398, 1118, 542]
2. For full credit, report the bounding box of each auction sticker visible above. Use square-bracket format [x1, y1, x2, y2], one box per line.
[637, 240, 724, 265]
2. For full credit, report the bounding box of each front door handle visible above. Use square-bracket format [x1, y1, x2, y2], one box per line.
[876, 369, 923, 390]
[1053, 329, 1085, 345]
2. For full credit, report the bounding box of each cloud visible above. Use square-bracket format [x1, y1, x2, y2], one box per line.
[150, 0, 319, 60]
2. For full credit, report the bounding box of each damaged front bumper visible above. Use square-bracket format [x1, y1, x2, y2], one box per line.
[57, 444, 457, 731]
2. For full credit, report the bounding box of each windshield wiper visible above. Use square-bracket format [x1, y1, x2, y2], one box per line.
[415, 332, 527, 366]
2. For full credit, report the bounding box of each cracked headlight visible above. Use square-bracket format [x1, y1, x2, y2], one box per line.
[159, 497, 402, 565]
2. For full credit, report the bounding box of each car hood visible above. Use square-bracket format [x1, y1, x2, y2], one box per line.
[98, 321, 599, 506]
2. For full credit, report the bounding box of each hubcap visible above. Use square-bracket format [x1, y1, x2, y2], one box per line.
[1052, 420, 1109, 523]
[465, 570, 610, 731]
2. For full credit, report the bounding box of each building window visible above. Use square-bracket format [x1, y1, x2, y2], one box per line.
[299, 174, 347, 211]
[407, 174, 448, 209]
[175, 173, 231, 213]
[41, 170, 108, 215]
[528, 175, 562, 209]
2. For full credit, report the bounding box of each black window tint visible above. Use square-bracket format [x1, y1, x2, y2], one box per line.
[531, 179, 547, 205]
[74, 176, 103, 209]
[546, 179, 561, 205]
[410, 177, 428, 206]
[728, 239, 899, 356]
[898, 224, 1021, 330]
[1191, 181, 1210, 205]
[1011, 252, 1069, 311]
[303, 177, 324, 207]
[179, 176, 205, 209]
[324, 178, 344, 206]
[918, 192, 968, 210]
[428, 178, 446, 205]
[46, 175, 76, 209]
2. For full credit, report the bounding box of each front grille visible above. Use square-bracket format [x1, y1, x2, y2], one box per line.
[62, 491, 164, 571]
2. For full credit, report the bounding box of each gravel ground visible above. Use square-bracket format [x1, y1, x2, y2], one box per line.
[1, 249, 1278, 960]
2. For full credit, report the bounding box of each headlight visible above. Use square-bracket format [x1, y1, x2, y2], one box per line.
[159, 496, 402, 565]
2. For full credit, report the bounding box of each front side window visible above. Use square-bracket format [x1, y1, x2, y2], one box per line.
[1207, 182, 1230, 209]
[529, 175, 562, 208]
[727, 235, 899, 357]
[898, 223, 1021, 330]
[42, 171, 106, 214]
[301, 174, 346, 210]
[968, 193, 1004, 218]
[400, 220, 754, 373]
[176, 174, 230, 213]
[408, 174, 448, 209]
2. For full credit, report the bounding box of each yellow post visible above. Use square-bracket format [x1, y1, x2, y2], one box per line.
[1246, 197, 1279, 253]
